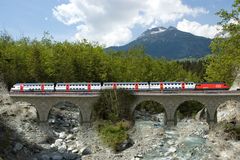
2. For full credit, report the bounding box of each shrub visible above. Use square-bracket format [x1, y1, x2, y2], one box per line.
[224, 123, 240, 140]
[98, 120, 131, 151]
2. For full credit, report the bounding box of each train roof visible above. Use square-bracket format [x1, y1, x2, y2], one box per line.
[150, 82, 195, 83]
[56, 82, 101, 84]
[103, 82, 148, 84]
[196, 82, 226, 84]
[14, 83, 54, 85]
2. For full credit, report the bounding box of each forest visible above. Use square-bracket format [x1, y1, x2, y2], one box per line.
[0, 0, 239, 90]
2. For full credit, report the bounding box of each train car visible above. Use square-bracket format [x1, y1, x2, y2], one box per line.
[195, 82, 230, 90]
[10, 83, 54, 92]
[102, 82, 149, 91]
[55, 82, 101, 92]
[150, 82, 196, 91]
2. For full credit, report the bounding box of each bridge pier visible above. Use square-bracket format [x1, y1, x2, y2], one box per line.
[34, 103, 52, 122]
[206, 104, 218, 128]
[166, 119, 176, 127]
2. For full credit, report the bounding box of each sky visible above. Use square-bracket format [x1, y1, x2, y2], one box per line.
[0, 0, 234, 47]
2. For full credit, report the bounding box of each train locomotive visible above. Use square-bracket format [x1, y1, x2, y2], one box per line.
[10, 82, 231, 92]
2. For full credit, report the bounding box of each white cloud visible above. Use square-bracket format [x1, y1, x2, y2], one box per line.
[177, 19, 221, 38]
[53, 0, 208, 46]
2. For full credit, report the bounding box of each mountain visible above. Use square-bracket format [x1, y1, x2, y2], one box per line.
[106, 26, 212, 59]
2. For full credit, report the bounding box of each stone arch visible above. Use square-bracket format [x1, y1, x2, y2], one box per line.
[216, 100, 240, 123]
[174, 100, 209, 125]
[132, 99, 167, 124]
[49, 101, 82, 132]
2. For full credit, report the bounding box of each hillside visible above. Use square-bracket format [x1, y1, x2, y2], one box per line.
[107, 26, 212, 59]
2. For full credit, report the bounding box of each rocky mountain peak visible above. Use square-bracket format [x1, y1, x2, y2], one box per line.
[167, 26, 177, 30]
[140, 26, 167, 37]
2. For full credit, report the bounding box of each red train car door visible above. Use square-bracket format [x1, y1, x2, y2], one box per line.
[87, 83, 91, 92]
[66, 84, 70, 92]
[113, 83, 117, 90]
[181, 82, 185, 91]
[160, 82, 163, 91]
[41, 83, 45, 93]
[20, 84, 24, 92]
[134, 82, 139, 92]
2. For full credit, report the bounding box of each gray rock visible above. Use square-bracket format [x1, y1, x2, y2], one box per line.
[72, 127, 79, 133]
[51, 143, 56, 148]
[40, 155, 50, 160]
[13, 143, 23, 152]
[59, 132, 66, 139]
[80, 146, 92, 155]
[72, 149, 79, 153]
[134, 154, 143, 158]
[52, 154, 63, 160]
[63, 153, 78, 160]
[48, 118, 56, 124]
[115, 138, 134, 152]
[168, 146, 176, 153]
[58, 144, 67, 153]
[55, 139, 63, 146]
[67, 146, 74, 151]
[66, 134, 74, 140]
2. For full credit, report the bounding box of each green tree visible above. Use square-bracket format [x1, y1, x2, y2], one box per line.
[205, 0, 240, 84]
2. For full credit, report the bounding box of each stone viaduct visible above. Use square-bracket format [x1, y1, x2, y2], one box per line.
[10, 92, 240, 127]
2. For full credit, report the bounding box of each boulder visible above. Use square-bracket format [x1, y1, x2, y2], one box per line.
[55, 139, 63, 147]
[59, 132, 66, 139]
[80, 146, 92, 155]
[40, 155, 50, 160]
[52, 154, 63, 160]
[217, 101, 240, 123]
[13, 143, 23, 152]
[66, 134, 74, 140]
[115, 138, 134, 152]
[58, 144, 67, 153]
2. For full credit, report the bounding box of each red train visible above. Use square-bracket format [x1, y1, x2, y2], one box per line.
[10, 82, 231, 92]
[195, 82, 230, 90]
